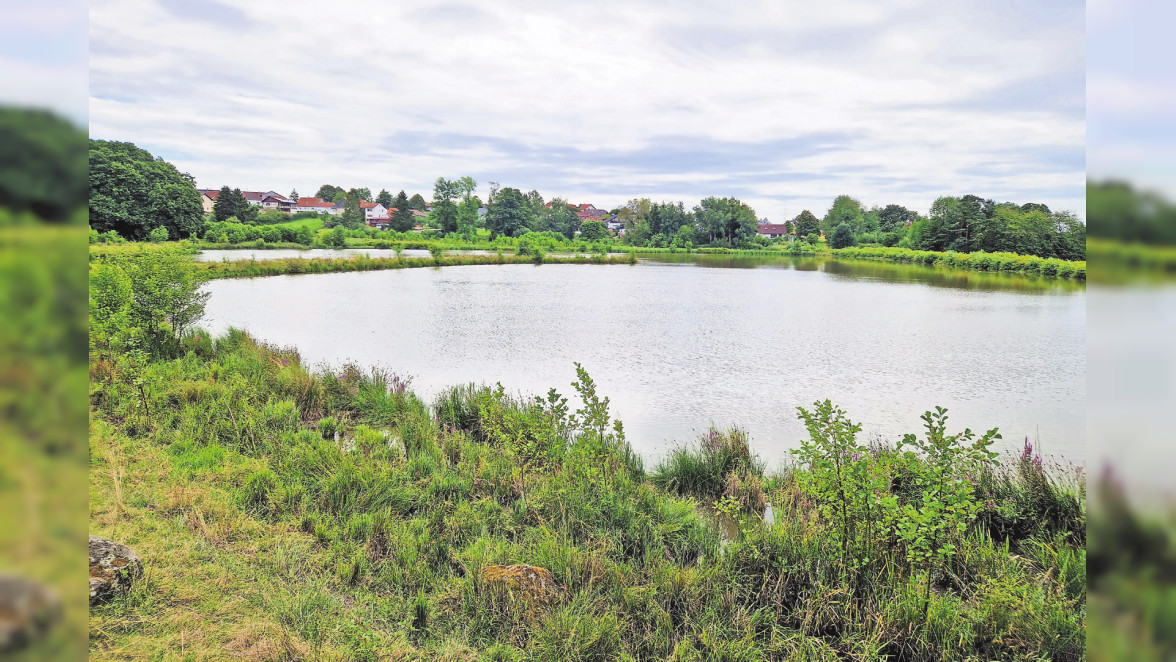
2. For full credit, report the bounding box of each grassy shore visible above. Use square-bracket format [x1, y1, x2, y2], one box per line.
[192, 253, 635, 279]
[830, 246, 1086, 280]
[89, 326, 1085, 661]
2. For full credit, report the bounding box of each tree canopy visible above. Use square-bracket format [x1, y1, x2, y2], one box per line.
[693, 197, 758, 245]
[338, 189, 367, 229]
[212, 186, 254, 223]
[542, 198, 580, 239]
[315, 184, 344, 201]
[390, 190, 414, 232]
[821, 195, 864, 237]
[0, 108, 87, 220]
[485, 187, 534, 238]
[792, 210, 821, 238]
[89, 140, 205, 240]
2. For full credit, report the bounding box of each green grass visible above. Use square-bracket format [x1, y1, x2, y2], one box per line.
[269, 217, 325, 231]
[193, 253, 633, 279]
[88, 328, 1086, 661]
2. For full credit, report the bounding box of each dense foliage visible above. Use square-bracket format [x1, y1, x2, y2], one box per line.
[1088, 179, 1176, 245]
[833, 246, 1085, 279]
[907, 195, 1085, 260]
[89, 140, 204, 240]
[212, 186, 257, 223]
[0, 108, 87, 221]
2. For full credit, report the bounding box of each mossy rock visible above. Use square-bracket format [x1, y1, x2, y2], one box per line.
[88, 535, 143, 605]
[0, 575, 61, 652]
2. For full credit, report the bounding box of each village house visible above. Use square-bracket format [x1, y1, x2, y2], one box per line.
[199, 189, 295, 214]
[295, 197, 340, 215]
[259, 192, 295, 213]
[360, 201, 389, 222]
[576, 203, 607, 224]
[543, 202, 608, 224]
[197, 190, 216, 214]
[757, 223, 791, 239]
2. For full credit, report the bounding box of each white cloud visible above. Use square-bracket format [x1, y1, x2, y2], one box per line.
[90, 0, 1085, 219]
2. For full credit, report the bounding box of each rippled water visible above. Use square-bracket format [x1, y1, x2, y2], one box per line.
[196, 248, 495, 261]
[201, 257, 1085, 466]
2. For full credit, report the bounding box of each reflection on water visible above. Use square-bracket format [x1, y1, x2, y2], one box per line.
[641, 254, 1086, 294]
[201, 259, 1085, 466]
[196, 248, 495, 262]
[1089, 283, 1176, 503]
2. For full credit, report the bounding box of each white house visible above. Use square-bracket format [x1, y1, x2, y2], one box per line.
[295, 197, 340, 215]
[360, 201, 389, 221]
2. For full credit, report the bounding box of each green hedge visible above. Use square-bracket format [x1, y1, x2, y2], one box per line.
[833, 246, 1086, 280]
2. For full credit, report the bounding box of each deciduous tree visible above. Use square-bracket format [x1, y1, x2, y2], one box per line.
[89, 140, 204, 239]
[485, 187, 534, 238]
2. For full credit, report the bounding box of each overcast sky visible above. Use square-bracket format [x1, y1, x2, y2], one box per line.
[87, 0, 1085, 220]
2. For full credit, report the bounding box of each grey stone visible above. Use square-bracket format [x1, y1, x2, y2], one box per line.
[0, 575, 61, 652]
[88, 535, 142, 605]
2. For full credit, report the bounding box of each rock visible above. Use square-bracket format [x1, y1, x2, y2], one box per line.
[89, 535, 142, 605]
[0, 575, 61, 652]
[480, 564, 562, 604]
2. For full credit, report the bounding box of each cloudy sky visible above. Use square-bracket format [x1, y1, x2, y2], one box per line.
[1, 1, 88, 124]
[87, 0, 1084, 220]
[1088, 0, 1176, 199]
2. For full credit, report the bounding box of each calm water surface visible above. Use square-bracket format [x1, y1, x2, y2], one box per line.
[201, 257, 1085, 466]
[197, 248, 494, 261]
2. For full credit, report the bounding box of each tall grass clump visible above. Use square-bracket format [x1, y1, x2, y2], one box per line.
[651, 425, 766, 512]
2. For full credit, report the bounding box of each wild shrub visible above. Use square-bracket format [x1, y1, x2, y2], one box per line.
[794, 400, 893, 589]
[893, 407, 999, 617]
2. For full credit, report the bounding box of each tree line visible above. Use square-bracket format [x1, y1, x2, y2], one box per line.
[88, 139, 1085, 260]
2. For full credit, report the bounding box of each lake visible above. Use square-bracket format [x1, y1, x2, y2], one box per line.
[196, 248, 495, 261]
[200, 256, 1086, 467]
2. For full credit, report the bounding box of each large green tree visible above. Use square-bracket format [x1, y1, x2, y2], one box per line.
[376, 189, 393, 208]
[408, 193, 427, 211]
[543, 198, 580, 239]
[648, 201, 691, 237]
[315, 184, 344, 201]
[390, 190, 414, 232]
[877, 204, 917, 233]
[792, 210, 820, 239]
[1, 108, 87, 220]
[431, 177, 461, 234]
[694, 197, 758, 245]
[821, 195, 864, 237]
[338, 189, 366, 229]
[485, 187, 534, 238]
[89, 140, 205, 239]
[579, 220, 608, 242]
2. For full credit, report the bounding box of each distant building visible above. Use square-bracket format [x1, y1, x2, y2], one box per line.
[260, 192, 294, 213]
[295, 197, 339, 215]
[360, 201, 389, 223]
[200, 189, 294, 213]
[757, 223, 790, 239]
[196, 190, 216, 214]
